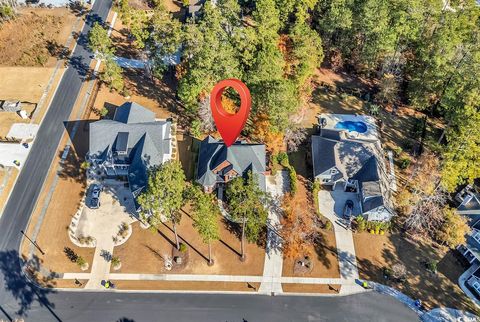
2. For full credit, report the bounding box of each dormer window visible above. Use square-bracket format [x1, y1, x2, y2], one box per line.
[115, 132, 129, 155]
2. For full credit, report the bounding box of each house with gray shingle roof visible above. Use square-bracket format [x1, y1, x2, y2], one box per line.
[87, 102, 172, 208]
[311, 115, 394, 221]
[196, 136, 266, 193]
[455, 184, 480, 301]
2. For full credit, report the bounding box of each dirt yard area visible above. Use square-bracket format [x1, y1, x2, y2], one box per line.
[112, 211, 266, 276]
[0, 167, 18, 211]
[20, 99, 96, 275]
[282, 229, 339, 278]
[282, 283, 341, 294]
[0, 67, 60, 102]
[0, 7, 79, 67]
[353, 231, 478, 314]
[112, 280, 261, 291]
[92, 69, 177, 120]
[281, 177, 340, 278]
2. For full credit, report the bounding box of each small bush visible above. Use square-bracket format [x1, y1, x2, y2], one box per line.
[271, 154, 279, 175]
[400, 157, 411, 169]
[0, 5, 15, 21]
[276, 152, 289, 167]
[100, 107, 108, 117]
[179, 243, 187, 252]
[340, 92, 349, 101]
[393, 146, 403, 157]
[76, 256, 86, 267]
[190, 120, 202, 138]
[324, 221, 332, 230]
[80, 161, 90, 170]
[383, 267, 392, 278]
[355, 215, 366, 232]
[111, 256, 121, 267]
[427, 260, 437, 273]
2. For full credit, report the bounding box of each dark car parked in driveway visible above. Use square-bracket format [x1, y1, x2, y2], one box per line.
[88, 184, 101, 209]
[343, 200, 354, 219]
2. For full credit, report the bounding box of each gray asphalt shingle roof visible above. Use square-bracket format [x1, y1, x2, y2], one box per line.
[196, 136, 266, 190]
[89, 102, 171, 199]
[113, 102, 156, 124]
[311, 131, 393, 216]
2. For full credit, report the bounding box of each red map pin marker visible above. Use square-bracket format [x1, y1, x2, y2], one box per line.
[210, 79, 251, 147]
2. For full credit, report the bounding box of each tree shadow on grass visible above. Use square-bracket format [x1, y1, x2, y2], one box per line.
[313, 232, 334, 269]
[355, 231, 479, 315]
[0, 250, 58, 318]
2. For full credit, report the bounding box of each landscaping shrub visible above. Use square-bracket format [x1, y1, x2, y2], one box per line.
[324, 220, 332, 230]
[270, 154, 279, 175]
[383, 267, 392, 279]
[0, 5, 15, 21]
[276, 152, 289, 167]
[118, 222, 129, 238]
[179, 243, 187, 252]
[100, 107, 108, 117]
[400, 157, 411, 169]
[76, 256, 86, 267]
[111, 256, 121, 267]
[190, 120, 202, 138]
[80, 161, 90, 170]
[427, 260, 438, 273]
[393, 146, 403, 157]
[355, 215, 366, 232]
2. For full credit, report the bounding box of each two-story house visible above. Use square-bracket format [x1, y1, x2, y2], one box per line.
[196, 135, 266, 194]
[87, 102, 172, 207]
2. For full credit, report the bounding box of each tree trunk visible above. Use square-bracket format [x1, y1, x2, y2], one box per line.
[173, 221, 180, 250]
[240, 218, 246, 262]
[208, 241, 213, 266]
[437, 120, 451, 144]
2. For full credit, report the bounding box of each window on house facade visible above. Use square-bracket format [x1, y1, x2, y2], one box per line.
[473, 231, 480, 244]
[473, 281, 480, 294]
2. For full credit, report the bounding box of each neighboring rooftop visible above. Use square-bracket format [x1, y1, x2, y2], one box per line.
[88, 102, 171, 199]
[456, 184, 480, 215]
[312, 114, 394, 220]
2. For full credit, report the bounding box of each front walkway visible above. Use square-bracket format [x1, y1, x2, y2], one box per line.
[258, 171, 288, 294]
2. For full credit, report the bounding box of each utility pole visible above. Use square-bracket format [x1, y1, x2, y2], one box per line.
[21, 230, 45, 255]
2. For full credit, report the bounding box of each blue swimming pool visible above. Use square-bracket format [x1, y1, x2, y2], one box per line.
[334, 121, 368, 133]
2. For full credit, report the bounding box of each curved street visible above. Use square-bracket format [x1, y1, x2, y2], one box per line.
[0, 0, 418, 321]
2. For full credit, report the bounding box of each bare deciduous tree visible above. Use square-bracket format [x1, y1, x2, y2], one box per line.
[198, 95, 216, 133]
[284, 127, 307, 153]
[392, 263, 407, 280]
[280, 193, 318, 259]
[401, 153, 447, 238]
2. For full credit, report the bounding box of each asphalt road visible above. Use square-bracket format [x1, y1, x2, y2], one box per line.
[0, 1, 419, 321]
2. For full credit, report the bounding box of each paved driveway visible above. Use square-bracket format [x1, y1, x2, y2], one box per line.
[318, 185, 361, 283]
[323, 185, 362, 219]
